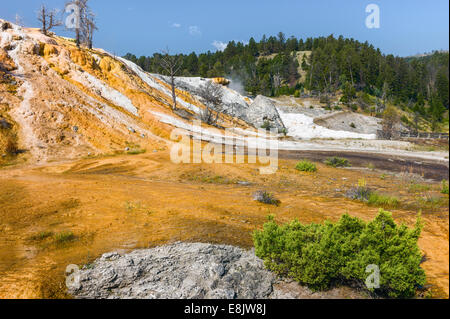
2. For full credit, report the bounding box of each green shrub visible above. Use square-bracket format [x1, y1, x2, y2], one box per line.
[324, 157, 350, 168]
[367, 193, 400, 209]
[261, 121, 272, 131]
[296, 160, 317, 173]
[441, 180, 449, 195]
[253, 210, 426, 298]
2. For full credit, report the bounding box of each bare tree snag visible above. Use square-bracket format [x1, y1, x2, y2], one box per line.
[159, 49, 183, 111]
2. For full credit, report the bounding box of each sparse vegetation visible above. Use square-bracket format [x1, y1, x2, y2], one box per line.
[123, 201, 156, 216]
[408, 183, 432, 194]
[54, 231, 76, 245]
[346, 179, 400, 209]
[179, 170, 240, 185]
[325, 157, 350, 168]
[367, 193, 400, 209]
[295, 160, 317, 173]
[253, 191, 281, 206]
[253, 211, 426, 298]
[416, 193, 447, 211]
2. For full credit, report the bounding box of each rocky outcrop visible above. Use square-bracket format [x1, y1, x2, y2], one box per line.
[69, 242, 277, 299]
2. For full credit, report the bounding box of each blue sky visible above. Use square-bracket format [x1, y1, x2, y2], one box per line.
[1, 0, 448, 57]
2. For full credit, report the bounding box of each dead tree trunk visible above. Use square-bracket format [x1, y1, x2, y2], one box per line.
[159, 50, 183, 111]
[38, 5, 61, 35]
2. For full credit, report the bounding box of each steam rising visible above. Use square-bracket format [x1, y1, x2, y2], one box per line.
[228, 77, 246, 96]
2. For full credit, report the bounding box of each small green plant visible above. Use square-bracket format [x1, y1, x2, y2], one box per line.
[325, 157, 350, 168]
[367, 163, 375, 171]
[261, 121, 272, 131]
[54, 231, 76, 245]
[350, 122, 356, 129]
[127, 149, 146, 155]
[253, 210, 425, 298]
[441, 180, 449, 195]
[253, 191, 281, 206]
[295, 160, 317, 173]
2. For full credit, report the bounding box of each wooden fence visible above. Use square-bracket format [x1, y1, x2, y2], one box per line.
[399, 132, 449, 140]
[377, 130, 449, 140]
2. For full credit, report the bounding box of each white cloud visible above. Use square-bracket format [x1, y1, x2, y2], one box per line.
[212, 41, 228, 51]
[172, 23, 181, 28]
[189, 26, 202, 36]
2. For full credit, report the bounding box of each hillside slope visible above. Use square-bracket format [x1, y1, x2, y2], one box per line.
[1, 20, 277, 165]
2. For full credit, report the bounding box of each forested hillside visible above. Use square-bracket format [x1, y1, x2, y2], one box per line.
[123, 34, 449, 130]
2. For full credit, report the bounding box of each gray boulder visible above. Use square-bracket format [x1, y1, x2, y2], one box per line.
[247, 96, 286, 133]
[69, 242, 276, 299]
